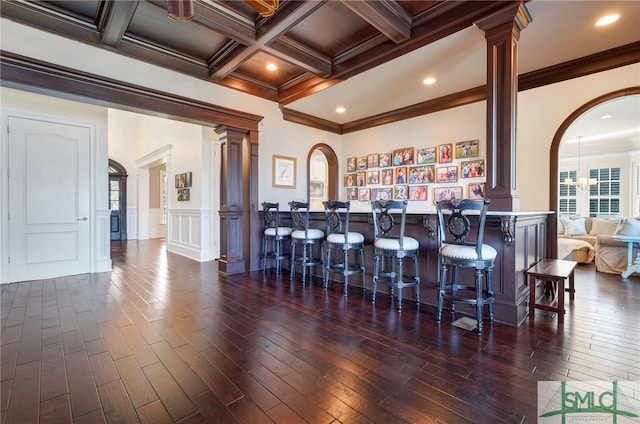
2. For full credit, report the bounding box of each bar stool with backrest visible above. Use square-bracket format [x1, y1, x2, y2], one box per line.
[323, 200, 365, 296]
[289, 201, 325, 285]
[370, 199, 420, 311]
[435, 198, 496, 333]
[261, 202, 292, 276]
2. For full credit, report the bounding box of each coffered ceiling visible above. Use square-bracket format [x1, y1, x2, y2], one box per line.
[1, 0, 639, 135]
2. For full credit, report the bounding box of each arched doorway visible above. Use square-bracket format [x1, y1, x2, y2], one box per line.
[307, 144, 338, 207]
[548, 87, 640, 257]
[109, 159, 128, 240]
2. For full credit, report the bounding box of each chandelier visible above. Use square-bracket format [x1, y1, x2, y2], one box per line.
[563, 136, 598, 190]
[244, 0, 280, 17]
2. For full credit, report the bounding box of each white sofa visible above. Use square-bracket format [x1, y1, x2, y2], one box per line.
[558, 216, 640, 274]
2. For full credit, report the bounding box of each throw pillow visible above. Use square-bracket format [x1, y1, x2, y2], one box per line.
[560, 216, 587, 236]
[613, 218, 640, 237]
[589, 217, 620, 235]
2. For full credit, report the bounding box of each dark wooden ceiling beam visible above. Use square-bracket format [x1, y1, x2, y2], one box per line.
[267, 36, 331, 77]
[341, 0, 411, 44]
[211, 1, 327, 79]
[99, 0, 138, 47]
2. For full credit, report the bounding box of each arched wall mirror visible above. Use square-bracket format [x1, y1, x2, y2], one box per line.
[307, 144, 338, 209]
[555, 91, 640, 219]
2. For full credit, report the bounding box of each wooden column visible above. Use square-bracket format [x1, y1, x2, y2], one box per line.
[476, 3, 531, 211]
[247, 130, 262, 272]
[216, 126, 248, 274]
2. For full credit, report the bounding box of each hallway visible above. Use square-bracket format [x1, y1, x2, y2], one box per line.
[1, 239, 639, 423]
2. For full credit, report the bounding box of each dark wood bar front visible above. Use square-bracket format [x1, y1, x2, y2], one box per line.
[270, 210, 551, 327]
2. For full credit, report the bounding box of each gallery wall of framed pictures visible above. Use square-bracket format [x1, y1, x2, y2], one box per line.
[345, 139, 486, 203]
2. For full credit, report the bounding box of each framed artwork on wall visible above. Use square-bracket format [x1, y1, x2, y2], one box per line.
[408, 165, 435, 184]
[392, 148, 415, 166]
[434, 186, 463, 203]
[347, 157, 356, 173]
[272, 155, 296, 188]
[438, 144, 453, 163]
[455, 139, 479, 159]
[394, 185, 408, 200]
[468, 183, 486, 199]
[379, 153, 392, 167]
[436, 165, 458, 183]
[372, 187, 393, 201]
[367, 170, 380, 185]
[357, 156, 367, 170]
[460, 160, 485, 178]
[409, 185, 428, 201]
[347, 187, 358, 201]
[416, 147, 436, 164]
[177, 188, 190, 201]
[367, 153, 380, 168]
[358, 188, 371, 201]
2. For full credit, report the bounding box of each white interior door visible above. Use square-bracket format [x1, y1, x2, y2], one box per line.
[8, 116, 91, 282]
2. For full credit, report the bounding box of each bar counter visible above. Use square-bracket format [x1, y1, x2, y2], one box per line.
[275, 210, 552, 327]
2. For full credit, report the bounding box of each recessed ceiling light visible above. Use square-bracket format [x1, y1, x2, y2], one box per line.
[266, 63, 277, 71]
[596, 14, 620, 26]
[336, 106, 346, 113]
[423, 77, 436, 85]
[600, 115, 612, 119]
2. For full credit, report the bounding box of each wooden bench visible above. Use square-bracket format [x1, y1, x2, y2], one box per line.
[526, 258, 577, 324]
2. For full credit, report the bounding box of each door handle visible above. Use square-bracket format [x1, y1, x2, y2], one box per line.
[77, 217, 88, 221]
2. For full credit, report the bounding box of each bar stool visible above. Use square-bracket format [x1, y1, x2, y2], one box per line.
[435, 199, 496, 333]
[370, 199, 420, 311]
[289, 201, 325, 285]
[261, 202, 292, 276]
[323, 200, 365, 296]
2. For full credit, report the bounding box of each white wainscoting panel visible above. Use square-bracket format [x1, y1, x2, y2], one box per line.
[148, 208, 167, 239]
[127, 208, 138, 240]
[168, 209, 203, 261]
[95, 209, 112, 272]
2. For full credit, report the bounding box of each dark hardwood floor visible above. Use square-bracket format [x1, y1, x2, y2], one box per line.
[1, 239, 639, 423]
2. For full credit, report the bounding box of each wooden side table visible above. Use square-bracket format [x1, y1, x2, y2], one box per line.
[527, 258, 577, 324]
[612, 235, 640, 278]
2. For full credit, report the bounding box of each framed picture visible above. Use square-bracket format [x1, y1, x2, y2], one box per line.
[438, 143, 453, 163]
[392, 148, 415, 166]
[380, 169, 394, 185]
[393, 185, 408, 200]
[408, 165, 435, 184]
[468, 183, 486, 199]
[356, 171, 367, 186]
[460, 159, 485, 178]
[409, 185, 428, 201]
[367, 153, 380, 169]
[310, 181, 324, 198]
[347, 157, 356, 173]
[346, 187, 358, 201]
[379, 153, 392, 168]
[175, 172, 192, 188]
[344, 173, 356, 187]
[436, 165, 459, 183]
[455, 139, 479, 159]
[416, 147, 437, 164]
[358, 188, 371, 202]
[356, 156, 367, 170]
[372, 187, 393, 201]
[177, 188, 190, 201]
[367, 170, 380, 185]
[394, 167, 407, 184]
[434, 186, 463, 203]
[272, 155, 296, 188]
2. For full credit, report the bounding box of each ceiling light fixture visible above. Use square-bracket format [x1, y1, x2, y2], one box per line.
[596, 14, 620, 26]
[244, 0, 280, 17]
[266, 63, 278, 71]
[563, 136, 598, 190]
[167, 0, 194, 22]
[336, 107, 346, 113]
[423, 77, 436, 85]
